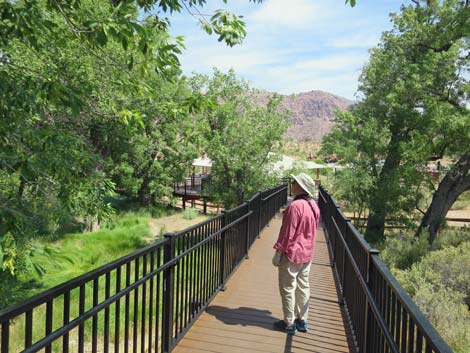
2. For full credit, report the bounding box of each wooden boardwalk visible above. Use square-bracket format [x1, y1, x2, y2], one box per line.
[173, 212, 357, 353]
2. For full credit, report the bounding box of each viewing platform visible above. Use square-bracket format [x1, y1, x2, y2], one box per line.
[173, 215, 356, 353]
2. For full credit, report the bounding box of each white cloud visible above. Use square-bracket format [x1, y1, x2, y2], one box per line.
[330, 33, 381, 49]
[258, 61, 362, 98]
[294, 53, 369, 72]
[250, 0, 322, 29]
[168, 0, 403, 99]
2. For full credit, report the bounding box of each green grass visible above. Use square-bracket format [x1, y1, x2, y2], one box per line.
[2, 203, 215, 352]
[182, 207, 199, 220]
[452, 190, 470, 210]
[27, 223, 150, 290]
[1, 207, 172, 308]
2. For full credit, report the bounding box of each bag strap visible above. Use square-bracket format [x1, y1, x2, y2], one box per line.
[294, 195, 319, 221]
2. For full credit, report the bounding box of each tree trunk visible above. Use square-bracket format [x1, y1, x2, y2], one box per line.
[365, 136, 402, 243]
[18, 176, 26, 199]
[416, 154, 470, 243]
[138, 175, 153, 206]
[137, 150, 158, 207]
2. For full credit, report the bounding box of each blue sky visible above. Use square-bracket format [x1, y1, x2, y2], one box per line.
[167, 0, 405, 100]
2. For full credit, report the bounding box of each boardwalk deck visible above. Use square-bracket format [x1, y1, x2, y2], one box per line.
[173, 212, 357, 353]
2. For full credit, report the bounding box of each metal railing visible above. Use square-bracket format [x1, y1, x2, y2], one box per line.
[318, 185, 453, 353]
[0, 183, 288, 353]
[173, 174, 211, 197]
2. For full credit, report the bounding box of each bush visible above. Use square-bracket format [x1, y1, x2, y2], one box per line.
[380, 232, 430, 269]
[183, 207, 199, 220]
[453, 190, 470, 210]
[411, 284, 470, 353]
[395, 242, 470, 353]
[433, 227, 470, 250]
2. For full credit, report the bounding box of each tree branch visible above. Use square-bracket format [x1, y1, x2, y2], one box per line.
[429, 144, 448, 161]
[418, 42, 453, 53]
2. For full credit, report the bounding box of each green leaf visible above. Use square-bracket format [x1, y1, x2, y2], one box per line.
[96, 28, 107, 46]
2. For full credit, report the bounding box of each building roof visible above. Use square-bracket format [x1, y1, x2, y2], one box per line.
[192, 157, 213, 167]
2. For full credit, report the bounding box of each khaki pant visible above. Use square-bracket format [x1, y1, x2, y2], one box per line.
[278, 255, 311, 324]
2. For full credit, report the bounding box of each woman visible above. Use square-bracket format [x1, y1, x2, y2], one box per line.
[273, 173, 320, 335]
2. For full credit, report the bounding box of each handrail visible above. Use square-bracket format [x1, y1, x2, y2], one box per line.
[331, 217, 400, 353]
[261, 184, 287, 201]
[0, 182, 288, 353]
[319, 185, 453, 353]
[371, 256, 453, 353]
[171, 211, 253, 263]
[0, 238, 169, 320]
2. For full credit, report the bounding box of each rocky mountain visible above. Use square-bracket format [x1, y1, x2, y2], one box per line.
[255, 90, 354, 142]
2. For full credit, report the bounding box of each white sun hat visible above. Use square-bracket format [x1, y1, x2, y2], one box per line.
[290, 172, 315, 197]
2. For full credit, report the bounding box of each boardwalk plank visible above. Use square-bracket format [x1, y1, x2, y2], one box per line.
[173, 214, 356, 353]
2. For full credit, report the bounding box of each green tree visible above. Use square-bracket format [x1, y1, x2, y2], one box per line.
[189, 69, 288, 208]
[0, 0, 263, 275]
[322, 0, 469, 243]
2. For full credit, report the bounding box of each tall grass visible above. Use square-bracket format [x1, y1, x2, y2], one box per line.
[25, 218, 150, 292]
[452, 190, 470, 210]
[182, 207, 199, 220]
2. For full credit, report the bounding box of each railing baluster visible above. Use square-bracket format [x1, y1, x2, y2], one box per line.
[63, 292, 70, 353]
[25, 309, 33, 349]
[162, 234, 175, 353]
[156, 249, 161, 353]
[219, 211, 228, 290]
[141, 255, 147, 353]
[148, 251, 154, 353]
[190, 230, 196, 317]
[401, 309, 408, 352]
[92, 278, 99, 353]
[408, 320, 415, 353]
[45, 299, 53, 353]
[416, 330, 423, 353]
[1, 320, 9, 353]
[104, 272, 111, 353]
[174, 239, 180, 338]
[125, 262, 131, 353]
[133, 257, 139, 353]
[78, 284, 85, 353]
[115, 266, 122, 353]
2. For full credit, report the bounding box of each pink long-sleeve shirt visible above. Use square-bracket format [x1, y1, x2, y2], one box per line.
[274, 197, 320, 264]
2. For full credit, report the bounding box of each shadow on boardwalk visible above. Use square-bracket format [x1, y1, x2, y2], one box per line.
[206, 306, 279, 328]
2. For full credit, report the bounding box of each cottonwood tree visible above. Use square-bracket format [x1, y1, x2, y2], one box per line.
[189, 69, 288, 208]
[322, 0, 470, 243]
[0, 0, 262, 274]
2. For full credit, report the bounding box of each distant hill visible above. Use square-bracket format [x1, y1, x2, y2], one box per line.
[255, 90, 354, 142]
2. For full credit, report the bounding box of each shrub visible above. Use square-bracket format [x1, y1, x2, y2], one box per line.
[433, 227, 470, 250]
[395, 242, 470, 353]
[183, 207, 199, 220]
[380, 232, 430, 269]
[412, 284, 470, 353]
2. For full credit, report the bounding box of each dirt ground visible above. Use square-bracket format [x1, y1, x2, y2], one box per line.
[446, 210, 470, 227]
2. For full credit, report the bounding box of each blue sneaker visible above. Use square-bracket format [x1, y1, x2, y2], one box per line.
[295, 319, 308, 332]
[273, 320, 296, 335]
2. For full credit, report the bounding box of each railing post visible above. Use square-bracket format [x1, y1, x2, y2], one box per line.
[363, 248, 380, 353]
[219, 211, 227, 291]
[257, 194, 262, 238]
[340, 214, 350, 276]
[340, 215, 351, 305]
[245, 207, 250, 259]
[1, 320, 10, 353]
[162, 234, 176, 353]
